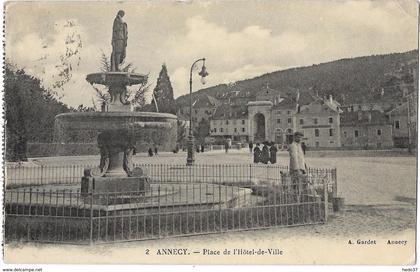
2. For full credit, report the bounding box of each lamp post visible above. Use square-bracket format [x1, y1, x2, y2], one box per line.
[187, 58, 209, 166]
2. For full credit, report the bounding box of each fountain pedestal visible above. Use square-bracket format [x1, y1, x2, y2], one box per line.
[81, 129, 151, 198]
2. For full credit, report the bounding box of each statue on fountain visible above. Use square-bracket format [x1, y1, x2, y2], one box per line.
[111, 10, 128, 72]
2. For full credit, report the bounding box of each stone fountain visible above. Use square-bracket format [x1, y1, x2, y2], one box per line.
[49, 11, 251, 209]
[54, 10, 177, 199]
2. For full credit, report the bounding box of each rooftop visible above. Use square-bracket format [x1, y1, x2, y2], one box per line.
[340, 110, 390, 126]
[212, 104, 248, 120]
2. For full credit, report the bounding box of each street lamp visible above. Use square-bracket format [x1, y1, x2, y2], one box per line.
[187, 58, 209, 166]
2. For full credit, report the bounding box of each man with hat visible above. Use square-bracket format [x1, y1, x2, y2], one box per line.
[288, 131, 308, 194]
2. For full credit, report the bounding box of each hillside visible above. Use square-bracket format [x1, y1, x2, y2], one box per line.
[176, 50, 418, 107]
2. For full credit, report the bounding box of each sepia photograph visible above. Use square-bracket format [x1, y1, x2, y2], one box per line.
[2, 0, 418, 268]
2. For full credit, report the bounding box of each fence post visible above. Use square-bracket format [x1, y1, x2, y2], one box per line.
[40, 165, 44, 185]
[218, 165, 222, 233]
[72, 165, 76, 183]
[323, 179, 328, 222]
[332, 168, 338, 198]
[89, 191, 94, 245]
[158, 186, 161, 238]
[249, 164, 252, 185]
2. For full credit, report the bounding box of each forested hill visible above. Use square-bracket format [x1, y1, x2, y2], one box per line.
[176, 50, 418, 107]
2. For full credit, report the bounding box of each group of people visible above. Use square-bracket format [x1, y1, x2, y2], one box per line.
[196, 144, 205, 153]
[251, 141, 278, 164]
[148, 146, 158, 157]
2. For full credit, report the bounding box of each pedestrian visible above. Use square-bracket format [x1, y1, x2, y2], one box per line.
[154, 145, 158, 155]
[248, 142, 253, 153]
[253, 143, 261, 163]
[301, 142, 307, 155]
[288, 131, 308, 194]
[261, 142, 269, 164]
[224, 140, 229, 153]
[201, 144, 205, 153]
[148, 147, 154, 157]
[269, 141, 278, 164]
[196, 145, 200, 153]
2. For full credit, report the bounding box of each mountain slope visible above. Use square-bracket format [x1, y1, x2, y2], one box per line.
[176, 50, 418, 107]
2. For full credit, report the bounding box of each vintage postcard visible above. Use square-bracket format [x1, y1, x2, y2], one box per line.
[2, 0, 418, 268]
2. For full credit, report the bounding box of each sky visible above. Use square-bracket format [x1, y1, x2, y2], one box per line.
[4, 0, 419, 108]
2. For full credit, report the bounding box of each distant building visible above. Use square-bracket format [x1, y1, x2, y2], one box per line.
[296, 95, 342, 148]
[270, 98, 298, 145]
[341, 110, 393, 149]
[177, 94, 219, 128]
[210, 104, 249, 143]
[255, 85, 283, 105]
[386, 103, 410, 147]
[209, 89, 343, 148]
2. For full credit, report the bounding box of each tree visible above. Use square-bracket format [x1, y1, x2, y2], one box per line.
[151, 64, 176, 114]
[176, 120, 188, 148]
[4, 63, 70, 161]
[195, 118, 210, 145]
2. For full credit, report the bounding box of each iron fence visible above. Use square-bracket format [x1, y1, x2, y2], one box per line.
[5, 163, 337, 198]
[5, 177, 328, 244]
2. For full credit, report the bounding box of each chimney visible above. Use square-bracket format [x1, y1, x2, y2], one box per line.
[329, 95, 333, 104]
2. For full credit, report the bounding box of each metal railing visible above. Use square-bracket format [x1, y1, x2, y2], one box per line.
[5, 178, 328, 244]
[5, 163, 338, 198]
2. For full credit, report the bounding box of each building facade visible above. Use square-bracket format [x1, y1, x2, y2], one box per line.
[296, 97, 342, 148]
[208, 90, 342, 148]
[341, 110, 393, 148]
[210, 104, 249, 143]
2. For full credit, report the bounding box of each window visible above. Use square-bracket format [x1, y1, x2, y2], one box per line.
[355, 130, 359, 137]
[277, 110, 282, 114]
[344, 131, 347, 138]
[395, 121, 400, 129]
[277, 119, 281, 124]
[300, 119, 304, 125]
[328, 117, 333, 124]
[329, 129, 333, 136]
[234, 128, 237, 133]
[242, 127, 245, 132]
[315, 129, 319, 137]
[226, 120, 229, 125]
[377, 143, 382, 148]
[315, 142, 320, 147]
[377, 129, 382, 136]
[220, 128, 223, 133]
[350, 106, 354, 112]
[287, 118, 292, 124]
[287, 110, 291, 115]
[313, 118, 318, 124]
[241, 120, 245, 125]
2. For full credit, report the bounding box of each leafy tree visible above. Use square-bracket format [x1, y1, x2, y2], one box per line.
[151, 64, 176, 114]
[195, 118, 210, 145]
[4, 63, 70, 161]
[176, 120, 187, 148]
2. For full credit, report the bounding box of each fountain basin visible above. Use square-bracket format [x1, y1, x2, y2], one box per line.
[86, 72, 147, 86]
[54, 112, 177, 155]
